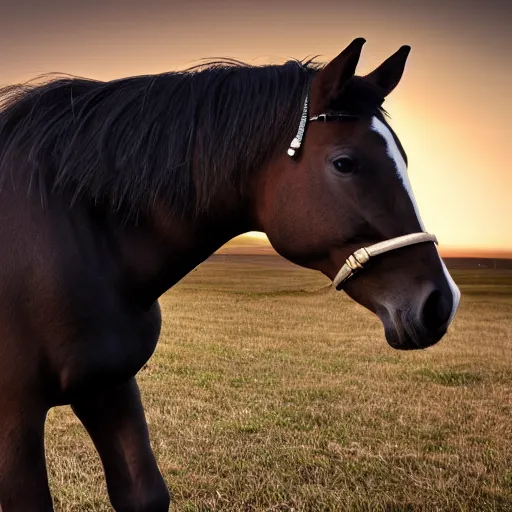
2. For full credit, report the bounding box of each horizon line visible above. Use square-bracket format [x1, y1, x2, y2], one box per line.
[221, 234, 512, 260]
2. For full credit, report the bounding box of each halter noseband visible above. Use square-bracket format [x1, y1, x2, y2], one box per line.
[287, 92, 438, 290]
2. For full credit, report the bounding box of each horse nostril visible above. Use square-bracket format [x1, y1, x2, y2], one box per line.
[421, 290, 452, 332]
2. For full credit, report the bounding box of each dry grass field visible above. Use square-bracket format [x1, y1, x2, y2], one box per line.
[45, 255, 512, 511]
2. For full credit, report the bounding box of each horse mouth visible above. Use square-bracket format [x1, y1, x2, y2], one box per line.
[384, 325, 447, 350]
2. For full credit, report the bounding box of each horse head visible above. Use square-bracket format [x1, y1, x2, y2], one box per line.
[254, 38, 460, 350]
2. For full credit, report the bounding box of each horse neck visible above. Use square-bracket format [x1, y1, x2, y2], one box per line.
[105, 199, 253, 305]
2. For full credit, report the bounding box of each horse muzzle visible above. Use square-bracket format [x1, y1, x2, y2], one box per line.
[378, 283, 454, 350]
[333, 232, 460, 350]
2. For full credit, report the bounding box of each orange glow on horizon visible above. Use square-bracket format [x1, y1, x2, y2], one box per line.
[238, 233, 512, 259]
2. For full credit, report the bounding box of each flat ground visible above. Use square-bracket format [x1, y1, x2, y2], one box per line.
[46, 255, 512, 511]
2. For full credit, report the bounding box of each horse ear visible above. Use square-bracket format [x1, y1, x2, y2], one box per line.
[311, 38, 366, 106]
[363, 45, 411, 97]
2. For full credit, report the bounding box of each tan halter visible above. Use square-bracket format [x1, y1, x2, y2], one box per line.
[332, 232, 438, 290]
[286, 93, 438, 290]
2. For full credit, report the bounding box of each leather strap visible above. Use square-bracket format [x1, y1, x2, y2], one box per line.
[333, 232, 438, 290]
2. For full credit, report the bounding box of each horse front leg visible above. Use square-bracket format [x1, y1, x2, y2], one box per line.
[71, 377, 170, 512]
[0, 400, 53, 511]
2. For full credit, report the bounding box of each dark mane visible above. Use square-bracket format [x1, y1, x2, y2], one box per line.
[0, 59, 384, 219]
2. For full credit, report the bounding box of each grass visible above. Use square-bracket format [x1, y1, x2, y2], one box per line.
[45, 256, 512, 511]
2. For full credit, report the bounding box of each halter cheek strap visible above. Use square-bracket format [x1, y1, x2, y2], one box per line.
[286, 93, 357, 157]
[287, 95, 310, 157]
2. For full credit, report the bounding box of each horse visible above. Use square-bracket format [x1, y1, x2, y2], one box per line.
[0, 38, 460, 511]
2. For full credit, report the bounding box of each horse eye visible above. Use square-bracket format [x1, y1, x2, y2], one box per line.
[332, 156, 355, 175]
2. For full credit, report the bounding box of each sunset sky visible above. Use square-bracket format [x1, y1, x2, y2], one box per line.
[0, 0, 510, 257]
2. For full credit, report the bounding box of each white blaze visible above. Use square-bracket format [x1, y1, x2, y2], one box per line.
[370, 116, 460, 326]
